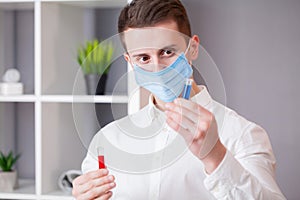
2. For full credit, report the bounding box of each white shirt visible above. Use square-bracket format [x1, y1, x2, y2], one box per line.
[82, 86, 285, 199]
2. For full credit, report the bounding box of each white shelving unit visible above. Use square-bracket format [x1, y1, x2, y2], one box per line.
[0, 0, 139, 199]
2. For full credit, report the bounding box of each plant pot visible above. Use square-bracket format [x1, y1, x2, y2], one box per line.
[0, 170, 18, 192]
[84, 74, 108, 95]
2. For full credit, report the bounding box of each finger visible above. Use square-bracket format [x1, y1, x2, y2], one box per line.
[167, 101, 210, 127]
[169, 99, 213, 123]
[166, 115, 207, 142]
[91, 182, 116, 198]
[166, 117, 196, 143]
[174, 98, 209, 115]
[93, 175, 115, 187]
[165, 110, 196, 133]
[199, 118, 219, 159]
[165, 102, 199, 124]
[95, 191, 113, 200]
[79, 182, 116, 200]
[174, 98, 218, 155]
[76, 175, 115, 195]
[74, 169, 109, 185]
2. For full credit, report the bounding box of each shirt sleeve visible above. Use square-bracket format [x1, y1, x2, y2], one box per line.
[203, 123, 286, 200]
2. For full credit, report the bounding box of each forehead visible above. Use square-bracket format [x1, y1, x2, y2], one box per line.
[123, 27, 189, 53]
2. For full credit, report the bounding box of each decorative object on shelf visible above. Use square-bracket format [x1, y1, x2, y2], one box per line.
[58, 170, 82, 194]
[77, 39, 114, 95]
[0, 150, 21, 192]
[0, 69, 24, 95]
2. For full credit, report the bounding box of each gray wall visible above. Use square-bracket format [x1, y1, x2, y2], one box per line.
[95, 8, 127, 95]
[183, 0, 300, 199]
[16, 10, 34, 94]
[0, 10, 16, 162]
[0, 10, 35, 178]
[94, 8, 128, 127]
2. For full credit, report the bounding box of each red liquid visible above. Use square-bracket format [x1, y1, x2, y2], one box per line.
[98, 155, 106, 169]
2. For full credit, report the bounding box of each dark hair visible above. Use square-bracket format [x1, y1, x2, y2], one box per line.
[118, 0, 191, 37]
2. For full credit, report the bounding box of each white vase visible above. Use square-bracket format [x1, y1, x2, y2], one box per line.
[0, 171, 18, 192]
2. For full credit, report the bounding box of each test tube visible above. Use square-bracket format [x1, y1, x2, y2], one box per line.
[97, 147, 106, 169]
[182, 79, 193, 99]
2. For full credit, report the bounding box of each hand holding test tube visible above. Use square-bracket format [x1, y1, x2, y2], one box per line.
[72, 147, 115, 199]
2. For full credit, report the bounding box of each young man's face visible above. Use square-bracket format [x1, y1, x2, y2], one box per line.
[123, 20, 197, 72]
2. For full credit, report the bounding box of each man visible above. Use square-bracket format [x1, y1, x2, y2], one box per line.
[72, 0, 285, 199]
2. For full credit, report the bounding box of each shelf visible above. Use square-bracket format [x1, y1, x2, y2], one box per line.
[41, 0, 127, 8]
[41, 95, 128, 103]
[0, 179, 36, 199]
[42, 190, 73, 200]
[0, 2, 34, 10]
[0, 95, 36, 102]
[0, 181, 74, 199]
[0, 95, 129, 103]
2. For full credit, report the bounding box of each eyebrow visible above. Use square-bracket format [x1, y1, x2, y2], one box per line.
[130, 44, 178, 58]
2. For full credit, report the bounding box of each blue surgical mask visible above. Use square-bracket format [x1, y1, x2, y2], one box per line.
[134, 53, 193, 102]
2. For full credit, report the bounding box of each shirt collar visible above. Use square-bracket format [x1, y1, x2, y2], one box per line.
[148, 93, 164, 121]
[148, 85, 213, 120]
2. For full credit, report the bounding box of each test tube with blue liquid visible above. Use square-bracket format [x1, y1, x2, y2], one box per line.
[182, 79, 193, 100]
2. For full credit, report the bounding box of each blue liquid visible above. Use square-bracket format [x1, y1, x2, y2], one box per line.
[183, 84, 192, 99]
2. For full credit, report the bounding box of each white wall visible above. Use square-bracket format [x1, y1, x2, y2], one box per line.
[183, 0, 300, 199]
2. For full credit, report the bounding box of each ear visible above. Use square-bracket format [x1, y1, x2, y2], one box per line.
[123, 53, 130, 62]
[123, 53, 135, 70]
[124, 53, 135, 69]
[189, 35, 200, 61]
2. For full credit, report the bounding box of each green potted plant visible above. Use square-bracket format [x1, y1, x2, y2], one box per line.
[77, 39, 114, 95]
[0, 151, 20, 192]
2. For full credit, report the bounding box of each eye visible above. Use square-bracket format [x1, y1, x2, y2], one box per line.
[160, 49, 175, 57]
[136, 55, 150, 64]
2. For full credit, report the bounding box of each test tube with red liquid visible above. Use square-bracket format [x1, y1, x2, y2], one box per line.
[97, 147, 106, 169]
